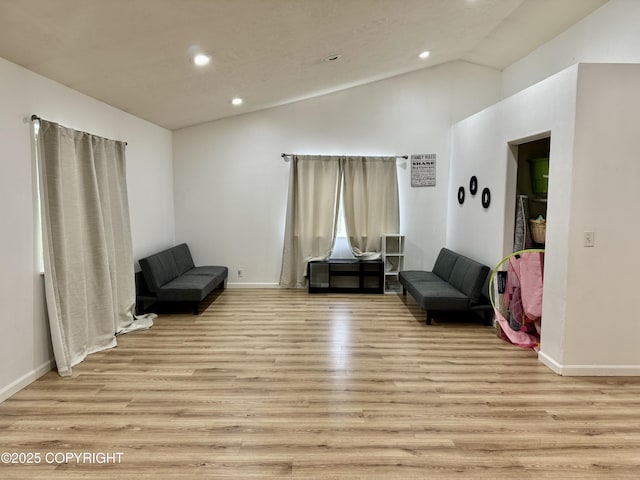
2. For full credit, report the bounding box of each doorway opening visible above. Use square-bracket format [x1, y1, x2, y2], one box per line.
[506, 133, 550, 253]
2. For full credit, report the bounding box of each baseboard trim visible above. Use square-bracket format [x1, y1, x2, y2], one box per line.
[226, 282, 280, 289]
[538, 351, 563, 375]
[0, 359, 54, 403]
[538, 351, 640, 376]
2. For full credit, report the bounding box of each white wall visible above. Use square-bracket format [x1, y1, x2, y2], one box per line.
[450, 63, 640, 375]
[449, 66, 579, 368]
[561, 64, 640, 373]
[0, 56, 175, 402]
[502, 0, 640, 98]
[467, 0, 640, 375]
[172, 61, 501, 286]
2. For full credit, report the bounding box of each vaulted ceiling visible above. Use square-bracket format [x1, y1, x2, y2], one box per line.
[0, 0, 607, 130]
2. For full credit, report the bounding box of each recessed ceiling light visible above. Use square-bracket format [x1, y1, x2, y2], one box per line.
[419, 51, 431, 60]
[193, 53, 211, 66]
[231, 97, 243, 106]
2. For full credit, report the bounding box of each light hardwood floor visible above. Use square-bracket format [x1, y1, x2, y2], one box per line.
[1, 289, 640, 479]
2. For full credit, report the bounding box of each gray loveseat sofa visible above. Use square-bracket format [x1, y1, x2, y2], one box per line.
[138, 243, 228, 315]
[399, 248, 491, 325]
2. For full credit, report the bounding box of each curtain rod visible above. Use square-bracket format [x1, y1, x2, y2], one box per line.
[281, 153, 408, 160]
[30, 114, 128, 146]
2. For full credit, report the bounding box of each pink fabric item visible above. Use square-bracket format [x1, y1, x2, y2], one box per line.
[503, 260, 520, 309]
[495, 310, 540, 351]
[509, 285, 524, 329]
[492, 251, 545, 351]
[518, 252, 544, 320]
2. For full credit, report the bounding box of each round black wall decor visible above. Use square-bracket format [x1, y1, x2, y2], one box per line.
[457, 186, 465, 205]
[481, 187, 491, 209]
[469, 176, 478, 196]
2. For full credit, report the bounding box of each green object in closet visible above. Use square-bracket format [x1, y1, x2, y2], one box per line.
[529, 157, 549, 194]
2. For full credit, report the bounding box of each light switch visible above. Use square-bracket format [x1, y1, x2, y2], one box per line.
[584, 231, 595, 247]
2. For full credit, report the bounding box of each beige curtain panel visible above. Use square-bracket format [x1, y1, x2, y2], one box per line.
[279, 156, 342, 288]
[342, 156, 400, 259]
[279, 154, 399, 288]
[37, 119, 152, 376]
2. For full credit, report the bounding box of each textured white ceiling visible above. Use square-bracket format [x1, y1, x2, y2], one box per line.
[0, 0, 607, 130]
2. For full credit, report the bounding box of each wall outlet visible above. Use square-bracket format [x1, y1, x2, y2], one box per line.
[583, 231, 595, 247]
[237, 268, 244, 278]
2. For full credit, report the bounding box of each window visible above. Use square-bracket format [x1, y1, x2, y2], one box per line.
[336, 200, 347, 238]
[330, 199, 355, 259]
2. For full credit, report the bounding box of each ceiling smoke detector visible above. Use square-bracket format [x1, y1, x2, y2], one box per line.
[323, 54, 343, 63]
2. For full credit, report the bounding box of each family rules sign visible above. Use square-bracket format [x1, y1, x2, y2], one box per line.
[411, 154, 436, 187]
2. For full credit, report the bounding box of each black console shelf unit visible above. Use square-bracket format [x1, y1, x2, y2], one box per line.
[307, 259, 384, 294]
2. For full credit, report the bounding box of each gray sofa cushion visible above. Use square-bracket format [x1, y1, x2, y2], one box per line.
[157, 274, 221, 302]
[432, 248, 459, 280]
[188, 266, 228, 277]
[398, 270, 442, 284]
[415, 280, 470, 310]
[139, 250, 179, 293]
[171, 243, 196, 275]
[400, 276, 470, 311]
[448, 257, 490, 304]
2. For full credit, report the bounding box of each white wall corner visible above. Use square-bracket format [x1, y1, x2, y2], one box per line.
[538, 350, 564, 375]
[0, 360, 54, 403]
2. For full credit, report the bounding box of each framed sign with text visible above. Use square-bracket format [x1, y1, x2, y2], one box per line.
[411, 154, 436, 187]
